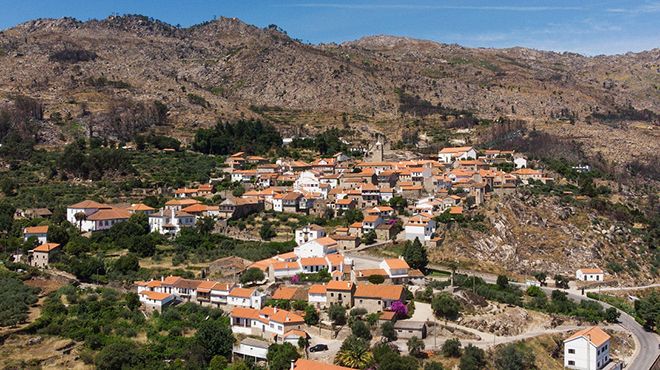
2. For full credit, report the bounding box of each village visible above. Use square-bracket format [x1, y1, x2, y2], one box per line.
[15, 142, 639, 370]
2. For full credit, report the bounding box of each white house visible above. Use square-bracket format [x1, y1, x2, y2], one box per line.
[295, 224, 326, 246]
[233, 338, 269, 363]
[576, 268, 605, 282]
[380, 258, 410, 283]
[514, 156, 528, 169]
[227, 287, 266, 309]
[67, 200, 131, 232]
[404, 215, 436, 241]
[308, 284, 328, 308]
[149, 209, 196, 236]
[229, 306, 305, 337]
[564, 326, 611, 370]
[66, 200, 110, 230]
[23, 225, 48, 245]
[438, 147, 477, 163]
[139, 291, 175, 313]
[294, 236, 338, 258]
[294, 171, 321, 194]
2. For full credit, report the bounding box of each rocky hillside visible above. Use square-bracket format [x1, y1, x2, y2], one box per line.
[0, 15, 657, 154]
[431, 192, 656, 284]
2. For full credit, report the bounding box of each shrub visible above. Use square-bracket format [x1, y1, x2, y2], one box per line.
[351, 320, 372, 340]
[441, 338, 462, 357]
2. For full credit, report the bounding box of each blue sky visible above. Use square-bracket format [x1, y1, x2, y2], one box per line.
[0, 0, 658, 55]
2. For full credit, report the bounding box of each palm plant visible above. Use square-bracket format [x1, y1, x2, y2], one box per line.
[334, 335, 374, 369]
[74, 211, 87, 231]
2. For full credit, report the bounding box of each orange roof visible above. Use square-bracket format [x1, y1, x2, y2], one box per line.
[336, 198, 355, 205]
[512, 168, 542, 175]
[32, 243, 60, 253]
[363, 215, 380, 223]
[294, 359, 354, 370]
[379, 311, 397, 321]
[315, 236, 338, 246]
[24, 225, 48, 234]
[146, 280, 162, 288]
[354, 284, 404, 300]
[578, 268, 604, 274]
[268, 308, 305, 324]
[139, 291, 172, 301]
[308, 284, 327, 294]
[181, 204, 210, 213]
[87, 208, 131, 221]
[69, 200, 109, 209]
[196, 280, 218, 293]
[439, 146, 474, 154]
[349, 222, 363, 228]
[325, 254, 344, 266]
[326, 280, 353, 291]
[284, 329, 309, 339]
[230, 287, 255, 298]
[449, 206, 463, 215]
[272, 261, 300, 270]
[301, 257, 327, 267]
[565, 326, 611, 347]
[384, 258, 410, 270]
[130, 203, 155, 211]
[356, 268, 387, 277]
[272, 287, 299, 300]
[231, 307, 260, 320]
[162, 276, 182, 285]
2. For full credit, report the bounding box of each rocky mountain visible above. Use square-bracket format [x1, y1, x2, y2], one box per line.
[0, 15, 658, 163]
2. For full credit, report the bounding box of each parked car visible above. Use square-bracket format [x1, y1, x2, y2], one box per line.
[309, 344, 329, 352]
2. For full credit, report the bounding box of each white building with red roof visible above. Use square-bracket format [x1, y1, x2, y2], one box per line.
[563, 326, 612, 370]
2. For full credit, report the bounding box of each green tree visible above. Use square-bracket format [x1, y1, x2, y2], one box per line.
[125, 292, 140, 311]
[459, 344, 486, 370]
[381, 321, 397, 341]
[605, 307, 620, 323]
[267, 342, 300, 370]
[194, 318, 234, 362]
[368, 274, 385, 284]
[496, 275, 509, 289]
[407, 336, 425, 357]
[554, 274, 570, 289]
[493, 343, 536, 370]
[634, 291, 659, 332]
[402, 238, 428, 271]
[209, 355, 228, 370]
[362, 230, 376, 245]
[0, 177, 17, 196]
[432, 292, 461, 321]
[351, 320, 372, 340]
[335, 335, 373, 369]
[424, 362, 445, 370]
[113, 254, 140, 275]
[344, 208, 364, 225]
[196, 217, 216, 235]
[260, 222, 277, 240]
[304, 305, 319, 326]
[298, 336, 310, 358]
[533, 271, 547, 286]
[442, 338, 462, 357]
[329, 304, 347, 325]
[240, 267, 265, 285]
[95, 341, 141, 370]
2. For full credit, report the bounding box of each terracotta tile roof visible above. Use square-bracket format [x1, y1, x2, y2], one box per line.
[363, 215, 380, 223]
[349, 222, 363, 228]
[354, 284, 405, 300]
[356, 268, 388, 277]
[384, 258, 410, 270]
[129, 203, 155, 211]
[315, 236, 338, 246]
[229, 287, 256, 298]
[284, 329, 309, 339]
[32, 243, 60, 253]
[379, 311, 397, 321]
[301, 257, 327, 267]
[294, 359, 354, 370]
[87, 208, 132, 221]
[272, 261, 301, 271]
[326, 280, 353, 291]
[196, 280, 219, 293]
[578, 268, 604, 274]
[162, 276, 182, 285]
[181, 204, 210, 213]
[439, 146, 474, 154]
[140, 291, 172, 301]
[268, 309, 305, 324]
[449, 206, 463, 215]
[512, 168, 542, 175]
[69, 200, 110, 209]
[325, 254, 344, 266]
[231, 307, 260, 320]
[146, 280, 162, 288]
[308, 284, 327, 294]
[272, 287, 299, 300]
[24, 225, 49, 234]
[565, 326, 611, 347]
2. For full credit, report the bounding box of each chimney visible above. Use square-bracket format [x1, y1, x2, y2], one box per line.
[290, 360, 295, 370]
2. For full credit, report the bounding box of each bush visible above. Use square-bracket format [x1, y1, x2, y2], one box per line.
[432, 292, 460, 320]
[240, 268, 265, 285]
[381, 321, 397, 341]
[187, 93, 210, 108]
[493, 343, 535, 370]
[329, 304, 347, 325]
[441, 338, 462, 357]
[368, 275, 385, 284]
[459, 344, 486, 370]
[351, 320, 372, 340]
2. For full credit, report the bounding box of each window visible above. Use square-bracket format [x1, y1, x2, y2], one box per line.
[568, 361, 575, 366]
[568, 349, 575, 354]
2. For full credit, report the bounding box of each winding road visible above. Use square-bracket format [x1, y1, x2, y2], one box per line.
[347, 252, 660, 369]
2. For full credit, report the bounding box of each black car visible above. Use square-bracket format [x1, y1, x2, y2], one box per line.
[309, 344, 329, 352]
